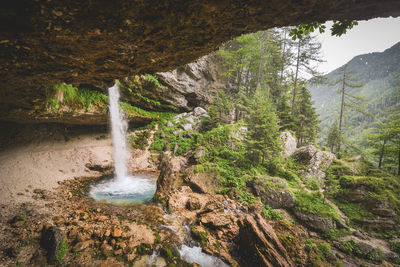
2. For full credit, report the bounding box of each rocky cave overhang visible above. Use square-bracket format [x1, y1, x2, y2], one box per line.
[1, 0, 400, 121]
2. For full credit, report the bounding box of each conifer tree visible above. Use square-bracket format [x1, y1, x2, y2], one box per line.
[332, 64, 365, 152]
[293, 86, 320, 146]
[327, 122, 341, 152]
[244, 90, 280, 165]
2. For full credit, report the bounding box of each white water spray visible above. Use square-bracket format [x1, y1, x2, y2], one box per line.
[108, 82, 129, 180]
[89, 82, 156, 204]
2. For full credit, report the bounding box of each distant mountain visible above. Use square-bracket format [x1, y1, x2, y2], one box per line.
[307, 41, 400, 148]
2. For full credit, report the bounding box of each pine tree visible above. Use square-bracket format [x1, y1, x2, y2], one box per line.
[327, 122, 341, 152]
[293, 86, 320, 146]
[290, 34, 323, 113]
[331, 64, 365, 152]
[244, 90, 280, 165]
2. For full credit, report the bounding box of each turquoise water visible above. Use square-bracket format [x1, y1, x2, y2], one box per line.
[89, 173, 157, 204]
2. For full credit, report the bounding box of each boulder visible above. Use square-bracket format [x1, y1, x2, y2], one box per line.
[185, 168, 220, 194]
[250, 176, 295, 209]
[40, 225, 64, 264]
[292, 145, 335, 181]
[292, 145, 317, 165]
[280, 132, 297, 159]
[293, 210, 336, 233]
[154, 152, 187, 201]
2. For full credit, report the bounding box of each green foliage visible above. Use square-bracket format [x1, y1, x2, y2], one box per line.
[47, 83, 108, 112]
[191, 227, 208, 247]
[262, 204, 284, 220]
[336, 175, 400, 213]
[390, 241, 400, 254]
[289, 20, 358, 40]
[244, 91, 281, 165]
[340, 239, 361, 255]
[201, 90, 233, 131]
[324, 228, 351, 241]
[238, 192, 255, 205]
[294, 190, 339, 221]
[144, 74, 165, 88]
[56, 238, 68, 264]
[129, 131, 150, 149]
[305, 238, 334, 266]
[292, 87, 320, 146]
[160, 246, 174, 260]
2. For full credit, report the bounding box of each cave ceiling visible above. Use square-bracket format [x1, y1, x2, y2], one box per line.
[1, 0, 400, 122]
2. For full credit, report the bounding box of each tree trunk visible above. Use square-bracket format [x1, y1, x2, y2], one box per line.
[291, 39, 301, 113]
[280, 29, 287, 86]
[398, 148, 400, 176]
[338, 64, 347, 153]
[256, 31, 267, 91]
[378, 139, 386, 168]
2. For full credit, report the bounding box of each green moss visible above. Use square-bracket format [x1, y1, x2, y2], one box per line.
[262, 204, 284, 220]
[129, 131, 150, 149]
[294, 190, 339, 221]
[324, 228, 351, 241]
[160, 246, 174, 260]
[191, 227, 208, 247]
[56, 238, 68, 264]
[333, 201, 375, 220]
[390, 241, 400, 254]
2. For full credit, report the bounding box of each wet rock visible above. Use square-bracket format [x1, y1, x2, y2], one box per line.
[250, 176, 295, 209]
[280, 131, 297, 158]
[112, 228, 122, 238]
[185, 166, 220, 194]
[101, 243, 113, 254]
[73, 240, 93, 252]
[200, 212, 231, 228]
[293, 210, 336, 233]
[40, 225, 63, 264]
[186, 196, 201, 210]
[237, 214, 294, 267]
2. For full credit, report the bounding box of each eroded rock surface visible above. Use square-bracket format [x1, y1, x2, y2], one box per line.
[2, 1, 400, 122]
[280, 131, 297, 159]
[292, 145, 336, 181]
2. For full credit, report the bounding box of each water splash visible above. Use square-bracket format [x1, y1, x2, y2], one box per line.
[89, 82, 156, 204]
[179, 245, 229, 267]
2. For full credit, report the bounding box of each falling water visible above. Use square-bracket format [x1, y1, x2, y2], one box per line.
[89, 82, 156, 204]
[108, 82, 129, 180]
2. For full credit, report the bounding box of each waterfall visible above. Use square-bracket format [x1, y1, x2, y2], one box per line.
[89, 82, 156, 204]
[108, 82, 129, 180]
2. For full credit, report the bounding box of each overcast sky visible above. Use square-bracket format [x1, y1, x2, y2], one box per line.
[316, 17, 400, 74]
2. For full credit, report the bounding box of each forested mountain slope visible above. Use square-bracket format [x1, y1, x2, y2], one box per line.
[307, 41, 400, 148]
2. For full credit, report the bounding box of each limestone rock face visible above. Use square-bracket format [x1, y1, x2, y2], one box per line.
[250, 176, 295, 209]
[280, 131, 297, 158]
[293, 210, 337, 233]
[155, 56, 229, 111]
[154, 152, 187, 201]
[237, 214, 294, 267]
[1, 1, 400, 122]
[292, 145, 336, 180]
